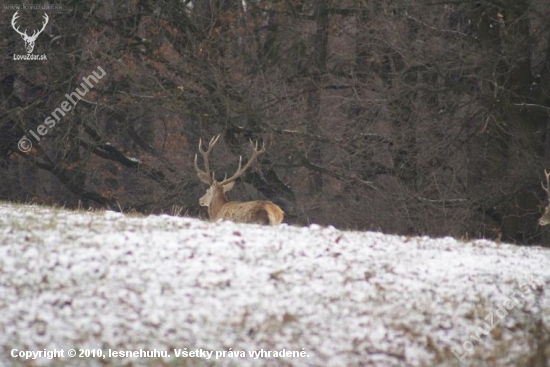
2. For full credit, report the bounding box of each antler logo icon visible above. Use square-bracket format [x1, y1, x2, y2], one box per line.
[11, 11, 49, 54]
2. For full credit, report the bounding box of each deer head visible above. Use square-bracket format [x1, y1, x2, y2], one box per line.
[194, 135, 283, 225]
[539, 170, 550, 226]
[11, 11, 49, 54]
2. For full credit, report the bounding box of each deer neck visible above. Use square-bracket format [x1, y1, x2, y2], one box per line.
[208, 186, 229, 220]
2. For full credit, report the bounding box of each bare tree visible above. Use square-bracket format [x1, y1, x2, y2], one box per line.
[2, 0, 550, 244]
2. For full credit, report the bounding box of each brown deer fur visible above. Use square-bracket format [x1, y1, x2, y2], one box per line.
[201, 184, 284, 225]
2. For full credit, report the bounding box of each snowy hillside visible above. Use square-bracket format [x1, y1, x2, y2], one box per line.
[0, 203, 549, 367]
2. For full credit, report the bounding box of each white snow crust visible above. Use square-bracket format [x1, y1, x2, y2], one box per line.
[0, 203, 548, 366]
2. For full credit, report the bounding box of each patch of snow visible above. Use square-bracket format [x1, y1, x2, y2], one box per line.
[0, 203, 548, 366]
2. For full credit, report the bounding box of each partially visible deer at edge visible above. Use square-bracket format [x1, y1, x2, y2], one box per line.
[194, 135, 284, 225]
[539, 170, 550, 226]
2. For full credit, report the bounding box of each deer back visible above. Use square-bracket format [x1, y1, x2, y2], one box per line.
[216, 200, 284, 225]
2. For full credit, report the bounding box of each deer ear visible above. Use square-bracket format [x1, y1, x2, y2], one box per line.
[223, 181, 235, 192]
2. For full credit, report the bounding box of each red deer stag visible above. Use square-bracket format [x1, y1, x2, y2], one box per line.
[539, 169, 550, 226]
[194, 135, 284, 225]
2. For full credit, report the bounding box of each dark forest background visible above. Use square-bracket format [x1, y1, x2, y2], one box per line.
[2, 0, 550, 245]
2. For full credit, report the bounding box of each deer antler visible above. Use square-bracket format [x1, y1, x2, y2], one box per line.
[11, 11, 48, 40]
[11, 11, 26, 38]
[218, 139, 266, 186]
[31, 13, 49, 40]
[194, 134, 221, 184]
[542, 169, 550, 201]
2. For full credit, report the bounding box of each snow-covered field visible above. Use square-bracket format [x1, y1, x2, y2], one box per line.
[0, 203, 549, 367]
